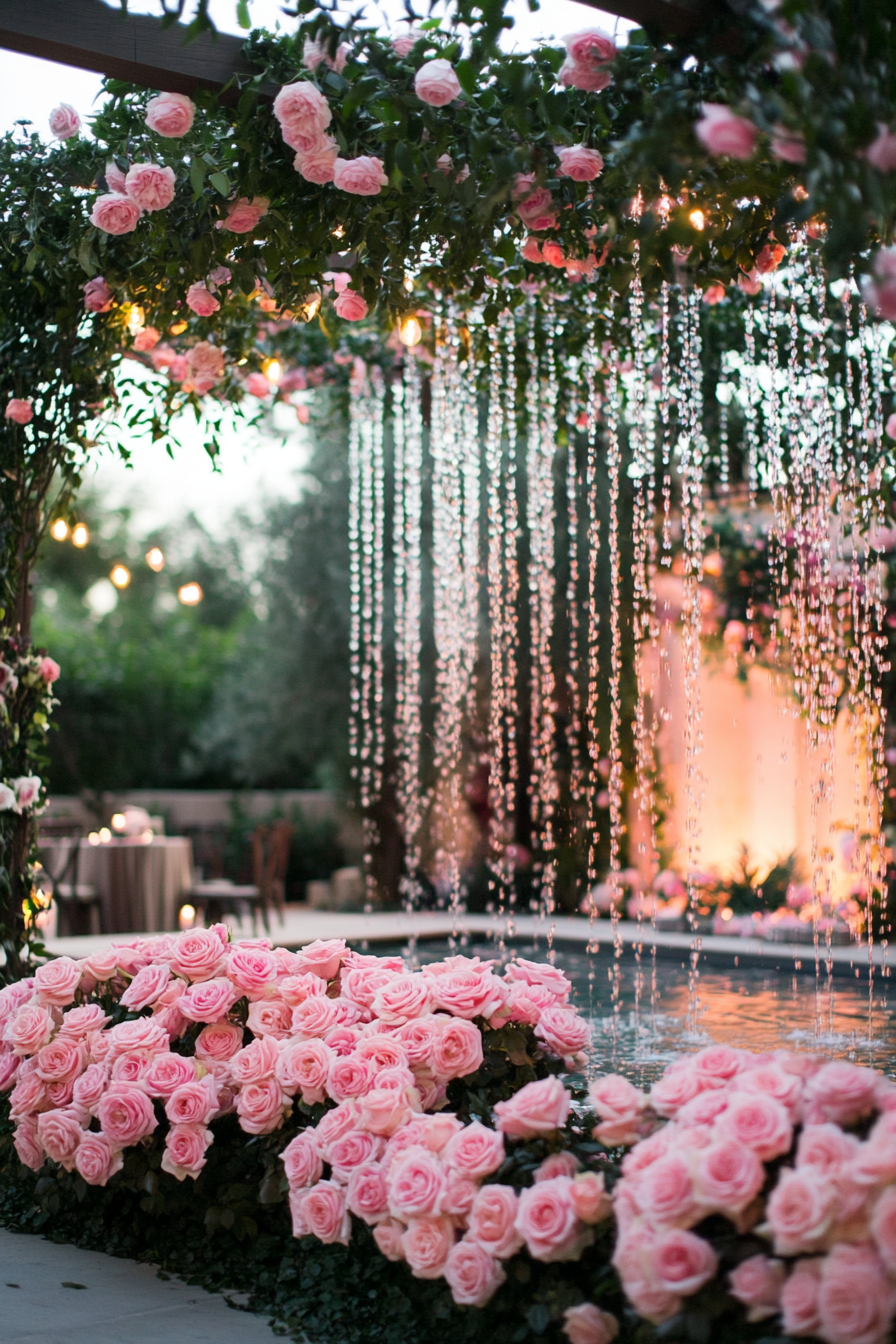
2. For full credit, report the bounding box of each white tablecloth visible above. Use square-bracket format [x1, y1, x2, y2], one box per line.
[39, 837, 194, 933]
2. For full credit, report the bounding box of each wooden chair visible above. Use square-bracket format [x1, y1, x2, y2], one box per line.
[37, 821, 102, 936]
[187, 878, 260, 930]
[252, 821, 293, 925]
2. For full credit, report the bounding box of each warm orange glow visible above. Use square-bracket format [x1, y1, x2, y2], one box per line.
[262, 358, 282, 384]
[169, 320, 188, 336]
[145, 547, 165, 572]
[301, 294, 322, 322]
[50, 519, 69, 541]
[689, 208, 706, 231]
[178, 582, 203, 606]
[399, 316, 423, 347]
[71, 523, 89, 548]
[110, 564, 131, 589]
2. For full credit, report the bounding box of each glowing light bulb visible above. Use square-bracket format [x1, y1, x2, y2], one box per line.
[301, 294, 322, 322]
[126, 304, 145, 335]
[178, 582, 203, 606]
[110, 564, 131, 589]
[689, 209, 706, 231]
[111, 812, 126, 832]
[262, 358, 282, 384]
[399, 316, 423, 347]
[169, 320, 188, 336]
[403, 276, 414, 293]
[332, 226, 345, 239]
[99, 827, 112, 843]
[50, 519, 69, 541]
[71, 523, 89, 548]
[145, 547, 165, 572]
[179, 903, 196, 929]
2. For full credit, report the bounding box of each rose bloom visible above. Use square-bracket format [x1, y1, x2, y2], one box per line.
[75, 1131, 123, 1187]
[145, 92, 195, 137]
[277, 1038, 333, 1104]
[729, 1254, 785, 1323]
[559, 59, 612, 92]
[231, 1034, 281, 1085]
[83, 276, 114, 313]
[294, 938, 347, 981]
[292, 995, 342, 1038]
[431, 1017, 484, 1082]
[237, 1076, 289, 1135]
[562, 1304, 619, 1344]
[868, 124, 896, 173]
[314, 1101, 360, 1160]
[326, 1051, 374, 1103]
[281, 1131, 324, 1189]
[516, 1177, 591, 1262]
[5, 398, 33, 426]
[633, 1151, 698, 1228]
[10, 1070, 47, 1118]
[194, 1021, 243, 1065]
[7, 1004, 55, 1055]
[37, 1107, 84, 1168]
[0, 1052, 19, 1091]
[414, 59, 461, 107]
[161, 1122, 213, 1181]
[95, 1084, 158, 1146]
[443, 1120, 505, 1179]
[294, 137, 339, 185]
[871, 1186, 896, 1271]
[106, 1017, 170, 1060]
[817, 1241, 896, 1344]
[165, 1077, 218, 1127]
[228, 944, 278, 997]
[342, 967, 401, 1013]
[796, 1122, 860, 1177]
[13, 1117, 44, 1171]
[565, 27, 616, 67]
[333, 157, 389, 197]
[393, 1015, 441, 1067]
[521, 237, 543, 264]
[694, 103, 758, 159]
[735, 1063, 802, 1117]
[536, 1152, 579, 1183]
[504, 957, 571, 1001]
[755, 242, 787, 275]
[185, 283, 220, 317]
[372, 975, 433, 1025]
[280, 973, 326, 1009]
[715, 1092, 792, 1161]
[216, 197, 269, 233]
[91, 193, 142, 236]
[555, 146, 604, 182]
[301, 35, 348, 73]
[120, 963, 170, 1012]
[373, 1217, 405, 1261]
[468, 1185, 523, 1259]
[535, 1007, 590, 1062]
[766, 1168, 835, 1255]
[35, 1037, 86, 1084]
[412, 1112, 463, 1154]
[49, 103, 80, 139]
[494, 1076, 570, 1139]
[803, 1060, 879, 1126]
[143, 1051, 196, 1100]
[125, 163, 176, 212]
[571, 1172, 611, 1224]
[652, 1228, 717, 1297]
[274, 82, 333, 151]
[781, 1257, 823, 1336]
[296, 1180, 351, 1245]
[72, 1062, 109, 1111]
[392, 27, 424, 56]
[694, 1140, 764, 1216]
[81, 947, 119, 981]
[334, 290, 369, 322]
[388, 1147, 446, 1219]
[402, 1216, 455, 1278]
[444, 1241, 506, 1307]
[34, 955, 82, 1007]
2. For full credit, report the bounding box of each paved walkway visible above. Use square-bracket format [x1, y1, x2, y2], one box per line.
[0, 1230, 279, 1344]
[44, 908, 887, 978]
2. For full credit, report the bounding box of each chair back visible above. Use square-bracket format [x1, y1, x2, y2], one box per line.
[251, 821, 293, 922]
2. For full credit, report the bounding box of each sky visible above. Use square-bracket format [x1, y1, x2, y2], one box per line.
[0, 0, 631, 538]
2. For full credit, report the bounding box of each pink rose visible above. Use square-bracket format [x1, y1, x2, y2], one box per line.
[75, 1131, 123, 1186]
[715, 1092, 792, 1161]
[216, 197, 269, 234]
[170, 927, 227, 982]
[796, 1123, 860, 1176]
[562, 1304, 619, 1344]
[195, 1021, 244, 1063]
[314, 1101, 359, 1159]
[161, 1122, 213, 1180]
[280, 974, 325, 1008]
[83, 277, 114, 313]
[37, 1107, 84, 1168]
[293, 135, 339, 184]
[444, 1241, 506, 1306]
[96, 1084, 158, 1145]
[649, 1065, 705, 1117]
[34, 956, 82, 1007]
[555, 146, 604, 181]
[781, 1257, 823, 1336]
[414, 59, 461, 108]
[392, 1016, 441, 1067]
[694, 1140, 764, 1215]
[872, 1186, 896, 1271]
[281, 1130, 324, 1188]
[766, 1168, 835, 1254]
[301, 36, 349, 74]
[755, 242, 787, 274]
[771, 125, 807, 163]
[333, 157, 389, 197]
[229, 944, 278, 997]
[703, 282, 727, 306]
[81, 947, 119, 981]
[443, 1120, 504, 1178]
[633, 1151, 698, 1227]
[4, 398, 33, 426]
[818, 1242, 896, 1344]
[565, 27, 617, 67]
[402, 1216, 454, 1278]
[535, 1007, 590, 1062]
[125, 163, 175, 212]
[570, 1172, 611, 1224]
[13, 1118, 44, 1170]
[372, 975, 432, 1025]
[342, 966, 401, 1012]
[91, 193, 141, 236]
[494, 1076, 570, 1138]
[694, 103, 758, 159]
[372, 1217, 405, 1260]
[334, 290, 369, 322]
[388, 1147, 445, 1218]
[513, 176, 557, 232]
[6, 1004, 54, 1055]
[326, 1052, 373, 1103]
[59, 1005, 109, 1038]
[431, 1018, 484, 1081]
[729, 1254, 785, 1323]
[274, 83, 333, 153]
[868, 124, 896, 173]
[504, 958, 571, 1001]
[346, 1162, 389, 1223]
[49, 104, 80, 139]
[739, 269, 762, 296]
[186, 341, 225, 385]
[0, 1053, 19, 1091]
[111, 1051, 154, 1087]
[105, 160, 127, 193]
[516, 1177, 591, 1262]
[734, 1064, 802, 1117]
[185, 283, 220, 317]
[277, 1038, 333, 1104]
[165, 1077, 218, 1126]
[803, 1061, 879, 1126]
[247, 999, 292, 1038]
[231, 1034, 281, 1085]
[521, 237, 543, 264]
[237, 1076, 289, 1135]
[292, 996, 341, 1038]
[295, 938, 347, 981]
[536, 1153, 579, 1182]
[558, 60, 612, 93]
[468, 1185, 522, 1259]
[120, 963, 170, 1011]
[145, 92, 195, 138]
[652, 1228, 717, 1296]
[143, 1052, 196, 1099]
[295, 1180, 351, 1244]
[9, 1071, 47, 1118]
[106, 1018, 170, 1059]
[244, 372, 271, 400]
[72, 1062, 109, 1111]
[35, 1037, 85, 1084]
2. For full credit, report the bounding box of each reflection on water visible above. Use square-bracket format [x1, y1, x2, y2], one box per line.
[399, 940, 896, 1086]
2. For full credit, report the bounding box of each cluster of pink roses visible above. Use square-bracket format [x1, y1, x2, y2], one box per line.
[0, 931, 589, 1199]
[558, 29, 617, 94]
[598, 1044, 896, 1344]
[90, 94, 195, 237]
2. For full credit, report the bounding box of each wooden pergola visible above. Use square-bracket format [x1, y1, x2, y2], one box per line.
[0, 0, 705, 95]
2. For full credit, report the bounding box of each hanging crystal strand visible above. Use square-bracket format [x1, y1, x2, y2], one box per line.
[660, 281, 674, 565]
[565, 373, 585, 887]
[501, 311, 521, 936]
[393, 357, 425, 916]
[743, 305, 760, 503]
[526, 297, 560, 919]
[584, 322, 602, 901]
[347, 364, 363, 819]
[605, 358, 625, 1026]
[486, 317, 511, 917]
[679, 289, 706, 1038]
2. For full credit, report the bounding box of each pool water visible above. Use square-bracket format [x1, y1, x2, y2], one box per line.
[396, 939, 896, 1085]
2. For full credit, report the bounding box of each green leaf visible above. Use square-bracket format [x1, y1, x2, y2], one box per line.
[420, 17, 441, 29]
[189, 158, 208, 198]
[236, 0, 251, 28]
[208, 172, 231, 197]
[455, 60, 478, 98]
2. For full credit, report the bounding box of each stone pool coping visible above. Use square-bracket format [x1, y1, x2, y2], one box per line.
[43, 910, 889, 980]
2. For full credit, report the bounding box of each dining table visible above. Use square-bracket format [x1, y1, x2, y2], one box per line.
[38, 835, 194, 934]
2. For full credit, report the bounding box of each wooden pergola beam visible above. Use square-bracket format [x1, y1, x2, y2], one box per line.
[579, 0, 706, 36]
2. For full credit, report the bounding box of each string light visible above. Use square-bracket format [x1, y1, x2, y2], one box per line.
[110, 564, 130, 589]
[111, 812, 126, 832]
[49, 519, 68, 541]
[399, 315, 423, 347]
[71, 523, 89, 548]
[145, 547, 165, 572]
[301, 294, 322, 321]
[688, 208, 706, 231]
[178, 582, 203, 605]
[126, 304, 145, 335]
[261, 358, 282, 384]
